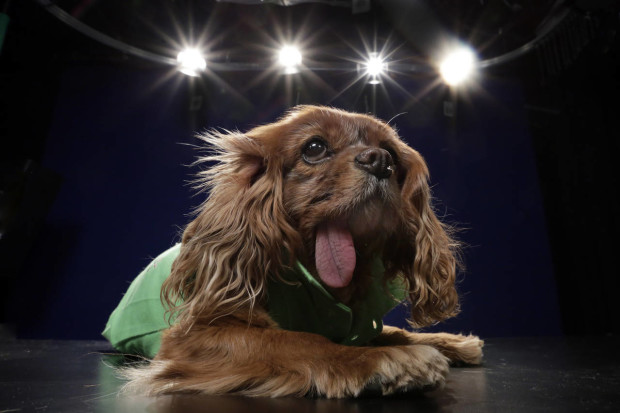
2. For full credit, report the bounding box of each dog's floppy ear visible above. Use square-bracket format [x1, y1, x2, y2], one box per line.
[388, 143, 460, 328]
[162, 129, 301, 326]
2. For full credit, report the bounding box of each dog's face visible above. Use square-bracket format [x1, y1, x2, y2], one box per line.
[167, 105, 458, 328]
[281, 109, 404, 246]
[268, 108, 427, 300]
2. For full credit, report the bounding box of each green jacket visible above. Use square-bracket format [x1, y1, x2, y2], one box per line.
[103, 244, 406, 358]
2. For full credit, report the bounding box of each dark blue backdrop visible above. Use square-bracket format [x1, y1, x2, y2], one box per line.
[13, 64, 562, 339]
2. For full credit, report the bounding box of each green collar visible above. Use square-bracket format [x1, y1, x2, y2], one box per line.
[267, 258, 406, 346]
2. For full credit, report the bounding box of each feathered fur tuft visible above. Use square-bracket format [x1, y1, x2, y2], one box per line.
[161, 129, 302, 328]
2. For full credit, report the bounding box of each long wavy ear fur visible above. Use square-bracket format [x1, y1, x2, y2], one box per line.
[390, 145, 461, 328]
[162, 129, 301, 327]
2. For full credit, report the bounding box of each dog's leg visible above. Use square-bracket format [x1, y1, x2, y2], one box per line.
[123, 323, 450, 398]
[373, 326, 484, 366]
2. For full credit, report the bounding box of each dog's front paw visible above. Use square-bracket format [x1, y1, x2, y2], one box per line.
[361, 345, 449, 397]
[442, 334, 484, 366]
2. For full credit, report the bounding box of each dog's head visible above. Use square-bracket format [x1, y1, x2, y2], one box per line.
[164, 106, 459, 328]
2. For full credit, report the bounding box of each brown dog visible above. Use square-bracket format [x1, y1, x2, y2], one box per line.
[123, 105, 482, 398]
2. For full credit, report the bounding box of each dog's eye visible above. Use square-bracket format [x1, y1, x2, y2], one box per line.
[302, 137, 329, 164]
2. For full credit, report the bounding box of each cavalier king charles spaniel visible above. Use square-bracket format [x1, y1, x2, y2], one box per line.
[122, 105, 482, 398]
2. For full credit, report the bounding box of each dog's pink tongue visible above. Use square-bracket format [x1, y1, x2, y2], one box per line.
[315, 221, 356, 288]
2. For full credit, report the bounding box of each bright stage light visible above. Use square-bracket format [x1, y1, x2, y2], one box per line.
[360, 53, 387, 85]
[439, 46, 477, 86]
[365, 53, 386, 77]
[278, 45, 302, 74]
[177, 48, 206, 77]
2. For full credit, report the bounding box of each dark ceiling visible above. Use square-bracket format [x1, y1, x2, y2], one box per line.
[1, 0, 618, 164]
[16, 0, 578, 68]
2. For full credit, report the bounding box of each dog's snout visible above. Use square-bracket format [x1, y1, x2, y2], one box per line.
[354, 148, 394, 179]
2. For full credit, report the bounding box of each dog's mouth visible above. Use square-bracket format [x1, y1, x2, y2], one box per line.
[312, 198, 398, 289]
[314, 220, 356, 288]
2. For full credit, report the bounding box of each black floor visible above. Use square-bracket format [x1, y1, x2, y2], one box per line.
[1, 329, 619, 412]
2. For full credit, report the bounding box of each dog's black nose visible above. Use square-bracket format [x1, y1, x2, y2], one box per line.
[354, 148, 394, 179]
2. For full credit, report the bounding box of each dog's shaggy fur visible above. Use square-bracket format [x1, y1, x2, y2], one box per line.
[123, 106, 483, 398]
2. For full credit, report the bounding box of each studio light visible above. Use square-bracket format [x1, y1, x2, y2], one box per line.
[365, 53, 386, 77]
[365, 53, 387, 84]
[177, 48, 207, 77]
[438, 46, 477, 86]
[278, 45, 302, 74]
